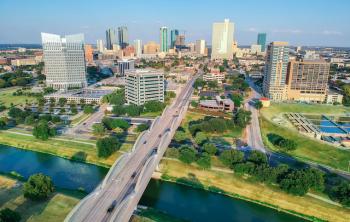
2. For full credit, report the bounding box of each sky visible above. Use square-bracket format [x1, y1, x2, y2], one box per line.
[1, 0, 350, 47]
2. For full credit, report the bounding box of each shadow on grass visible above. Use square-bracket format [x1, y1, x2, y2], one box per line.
[0, 184, 23, 208]
[175, 173, 204, 189]
[14, 195, 52, 222]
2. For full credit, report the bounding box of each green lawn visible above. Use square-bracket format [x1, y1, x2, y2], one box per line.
[261, 103, 350, 121]
[0, 130, 121, 167]
[0, 176, 80, 222]
[0, 87, 36, 108]
[260, 103, 350, 172]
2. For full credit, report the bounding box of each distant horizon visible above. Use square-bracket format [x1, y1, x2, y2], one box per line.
[1, 0, 350, 47]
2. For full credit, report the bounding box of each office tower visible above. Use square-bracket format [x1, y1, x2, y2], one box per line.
[195, 40, 206, 55]
[211, 19, 234, 60]
[106, 28, 117, 50]
[41, 32, 87, 90]
[125, 69, 164, 105]
[84, 44, 93, 64]
[257, 33, 267, 52]
[96, 39, 104, 52]
[118, 26, 129, 49]
[286, 59, 330, 102]
[263, 42, 289, 101]
[143, 41, 160, 54]
[170, 29, 179, 48]
[160, 27, 168, 52]
[134, 39, 142, 57]
[175, 35, 185, 47]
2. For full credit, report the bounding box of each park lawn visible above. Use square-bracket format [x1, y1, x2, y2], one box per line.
[0, 176, 79, 222]
[260, 116, 350, 172]
[0, 131, 119, 167]
[261, 103, 350, 121]
[158, 159, 350, 222]
[0, 87, 36, 107]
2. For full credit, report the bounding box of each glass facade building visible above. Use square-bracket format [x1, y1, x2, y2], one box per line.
[160, 27, 168, 52]
[257, 33, 267, 52]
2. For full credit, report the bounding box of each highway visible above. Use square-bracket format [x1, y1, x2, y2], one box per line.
[65, 73, 198, 222]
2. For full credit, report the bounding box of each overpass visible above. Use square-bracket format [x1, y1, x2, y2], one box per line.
[65, 74, 198, 222]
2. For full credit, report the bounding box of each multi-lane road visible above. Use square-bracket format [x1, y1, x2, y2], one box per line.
[65, 74, 198, 222]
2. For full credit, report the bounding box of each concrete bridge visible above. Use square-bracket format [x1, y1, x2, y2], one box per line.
[65, 74, 198, 222]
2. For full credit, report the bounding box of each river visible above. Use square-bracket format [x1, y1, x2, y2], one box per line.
[0, 145, 305, 222]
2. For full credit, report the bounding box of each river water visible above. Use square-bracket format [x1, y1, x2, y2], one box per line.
[0, 145, 305, 222]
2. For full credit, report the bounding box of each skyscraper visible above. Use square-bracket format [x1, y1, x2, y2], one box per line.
[263, 42, 289, 101]
[84, 44, 93, 64]
[118, 26, 129, 49]
[160, 27, 168, 52]
[134, 39, 142, 58]
[257, 33, 267, 52]
[106, 28, 117, 50]
[196, 40, 206, 55]
[41, 32, 87, 90]
[170, 29, 179, 48]
[211, 19, 234, 60]
[96, 39, 104, 52]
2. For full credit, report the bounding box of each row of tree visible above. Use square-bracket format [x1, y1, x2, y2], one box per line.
[267, 133, 298, 151]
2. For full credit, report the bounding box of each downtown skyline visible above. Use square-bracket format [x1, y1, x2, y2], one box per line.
[0, 0, 350, 47]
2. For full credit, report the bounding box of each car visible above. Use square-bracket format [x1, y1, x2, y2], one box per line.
[158, 134, 162, 138]
[143, 140, 147, 144]
[131, 172, 137, 178]
[107, 200, 117, 213]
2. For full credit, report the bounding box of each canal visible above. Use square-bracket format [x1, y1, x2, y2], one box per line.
[0, 145, 305, 222]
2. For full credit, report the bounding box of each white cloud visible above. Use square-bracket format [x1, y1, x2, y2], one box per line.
[272, 29, 302, 34]
[247, 27, 258, 32]
[322, 30, 342, 35]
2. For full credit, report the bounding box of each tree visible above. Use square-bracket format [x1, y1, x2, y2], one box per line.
[196, 152, 211, 169]
[330, 182, 350, 207]
[178, 146, 197, 164]
[0, 79, 6, 88]
[207, 80, 218, 89]
[58, 98, 67, 107]
[202, 143, 217, 156]
[247, 150, 267, 164]
[279, 170, 311, 196]
[124, 104, 142, 117]
[234, 109, 252, 128]
[229, 93, 243, 107]
[174, 131, 188, 142]
[102, 118, 130, 130]
[136, 123, 149, 132]
[83, 105, 94, 114]
[219, 65, 225, 73]
[112, 105, 126, 116]
[24, 114, 36, 125]
[193, 78, 206, 89]
[23, 173, 54, 200]
[144, 101, 165, 113]
[219, 149, 244, 167]
[32, 120, 56, 140]
[0, 208, 21, 222]
[97, 136, 121, 158]
[191, 101, 198, 108]
[92, 123, 106, 136]
[255, 100, 263, 110]
[194, 132, 207, 145]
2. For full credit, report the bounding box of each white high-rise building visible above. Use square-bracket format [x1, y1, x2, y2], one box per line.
[196, 39, 206, 55]
[125, 69, 164, 105]
[41, 32, 87, 90]
[211, 19, 234, 60]
[134, 39, 142, 58]
[96, 39, 104, 52]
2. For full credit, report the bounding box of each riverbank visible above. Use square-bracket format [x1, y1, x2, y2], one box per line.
[0, 130, 118, 168]
[156, 159, 350, 222]
[0, 175, 80, 222]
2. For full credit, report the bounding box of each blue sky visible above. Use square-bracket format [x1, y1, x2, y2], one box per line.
[1, 0, 350, 46]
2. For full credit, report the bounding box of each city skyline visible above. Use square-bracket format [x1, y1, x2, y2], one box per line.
[1, 0, 350, 47]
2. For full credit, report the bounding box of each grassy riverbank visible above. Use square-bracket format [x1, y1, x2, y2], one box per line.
[158, 159, 350, 222]
[0, 175, 80, 222]
[0, 130, 119, 168]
